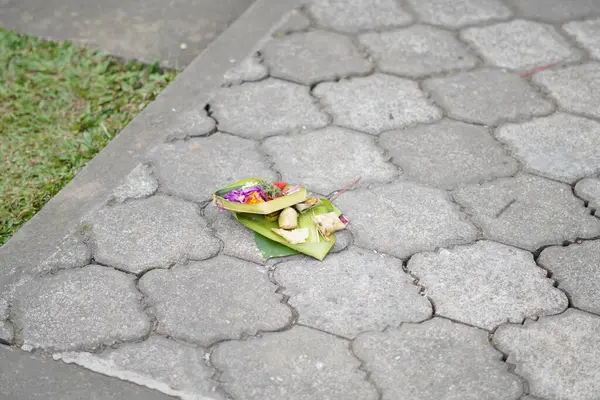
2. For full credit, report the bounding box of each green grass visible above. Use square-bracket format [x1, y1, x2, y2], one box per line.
[0, 28, 177, 245]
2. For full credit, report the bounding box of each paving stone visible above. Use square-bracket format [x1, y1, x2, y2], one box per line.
[453, 174, 600, 251]
[379, 119, 517, 189]
[263, 31, 371, 86]
[112, 164, 158, 203]
[461, 20, 580, 71]
[494, 309, 600, 400]
[138, 256, 290, 346]
[496, 113, 600, 183]
[222, 53, 268, 85]
[275, 247, 431, 338]
[150, 134, 276, 201]
[274, 9, 311, 35]
[166, 109, 216, 141]
[507, 0, 600, 23]
[424, 69, 554, 125]
[211, 79, 329, 139]
[406, 0, 512, 29]
[353, 318, 523, 400]
[538, 241, 600, 314]
[204, 205, 265, 265]
[575, 177, 600, 210]
[11, 265, 150, 351]
[564, 19, 600, 60]
[0, 321, 13, 343]
[213, 326, 378, 400]
[307, 0, 413, 34]
[55, 336, 223, 400]
[534, 63, 600, 119]
[313, 74, 442, 135]
[409, 241, 567, 330]
[90, 195, 220, 274]
[37, 233, 91, 274]
[334, 182, 478, 259]
[359, 26, 478, 78]
[263, 126, 397, 195]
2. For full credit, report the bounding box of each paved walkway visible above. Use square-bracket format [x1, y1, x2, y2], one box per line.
[3, 0, 600, 399]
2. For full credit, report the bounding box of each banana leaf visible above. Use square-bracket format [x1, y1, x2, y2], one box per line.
[254, 233, 299, 259]
[233, 198, 342, 261]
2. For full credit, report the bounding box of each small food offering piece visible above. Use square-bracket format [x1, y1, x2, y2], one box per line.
[272, 228, 309, 244]
[278, 207, 299, 229]
[295, 196, 322, 213]
[313, 212, 347, 240]
[265, 210, 281, 222]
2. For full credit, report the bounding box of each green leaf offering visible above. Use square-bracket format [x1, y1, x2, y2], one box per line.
[233, 198, 342, 261]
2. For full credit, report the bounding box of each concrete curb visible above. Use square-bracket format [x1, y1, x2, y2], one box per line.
[0, 0, 298, 290]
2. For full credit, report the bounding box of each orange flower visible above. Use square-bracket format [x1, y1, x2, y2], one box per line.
[244, 191, 265, 204]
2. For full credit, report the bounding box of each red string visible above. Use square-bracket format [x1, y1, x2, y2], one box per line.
[330, 177, 361, 201]
[520, 62, 559, 78]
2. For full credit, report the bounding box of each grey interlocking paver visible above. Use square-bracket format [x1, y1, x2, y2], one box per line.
[453, 174, 600, 251]
[359, 26, 478, 78]
[213, 326, 378, 400]
[263, 126, 397, 195]
[353, 318, 523, 400]
[424, 68, 553, 125]
[539, 240, 600, 314]
[90, 195, 220, 274]
[274, 9, 311, 35]
[112, 164, 158, 203]
[313, 74, 442, 135]
[335, 182, 478, 259]
[564, 19, 600, 60]
[379, 119, 517, 189]
[275, 247, 431, 338]
[263, 31, 371, 86]
[138, 256, 290, 346]
[575, 177, 600, 210]
[223, 53, 269, 85]
[151, 134, 276, 201]
[405, 0, 512, 29]
[408, 240, 567, 330]
[204, 205, 265, 265]
[494, 309, 600, 400]
[56, 336, 223, 400]
[534, 63, 600, 119]
[11, 265, 150, 351]
[461, 20, 580, 71]
[166, 109, 216, 141]
[496, 114, 600, 183]
[307, 0, 413, 33]
[506, 0, 600, 23]
[37, 233, 91, 274]
[211, 79, 329, 139]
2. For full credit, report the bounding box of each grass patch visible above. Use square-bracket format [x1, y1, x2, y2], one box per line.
[0, 28, 177, 245]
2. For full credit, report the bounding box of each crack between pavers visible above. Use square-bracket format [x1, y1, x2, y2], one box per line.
[346, 340, 385, 400]
[489, 339, 532, 397]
